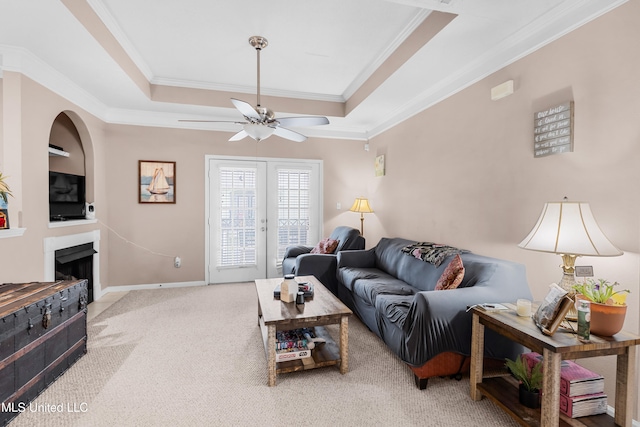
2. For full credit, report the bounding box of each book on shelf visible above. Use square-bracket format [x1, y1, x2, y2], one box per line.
[560, 392, 608, 418]
[522, 352, 604, 397]
[275, 347, 312, 362]
[274, 328, 316, 362]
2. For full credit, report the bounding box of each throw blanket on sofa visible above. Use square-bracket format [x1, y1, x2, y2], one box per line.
[401, 242, 469, 267]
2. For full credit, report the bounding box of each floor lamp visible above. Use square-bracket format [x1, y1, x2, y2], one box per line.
[349, 198, 373, 236]
[518, 199, 623, 317]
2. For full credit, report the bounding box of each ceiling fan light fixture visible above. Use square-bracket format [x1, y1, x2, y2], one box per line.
[244, 123, 275, 142]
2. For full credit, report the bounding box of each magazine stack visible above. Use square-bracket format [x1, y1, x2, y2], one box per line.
[523, 352, 607, 418]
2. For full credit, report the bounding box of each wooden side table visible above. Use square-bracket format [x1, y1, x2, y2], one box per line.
[469, 303, 640, 427]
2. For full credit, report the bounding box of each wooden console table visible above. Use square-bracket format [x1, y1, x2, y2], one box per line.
[470, 303, 640, 427]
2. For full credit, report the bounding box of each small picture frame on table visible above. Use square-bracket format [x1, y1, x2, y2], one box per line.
[0, 209, 8, 229]
[139, 160, 176, 204]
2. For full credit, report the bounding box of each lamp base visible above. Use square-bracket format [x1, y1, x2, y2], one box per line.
[558, 271, 577, 321]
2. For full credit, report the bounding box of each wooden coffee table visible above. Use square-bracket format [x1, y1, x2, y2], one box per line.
[255, 275, 352, 386]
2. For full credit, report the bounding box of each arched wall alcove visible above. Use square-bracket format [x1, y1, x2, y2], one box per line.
[48, 111, 95, 203]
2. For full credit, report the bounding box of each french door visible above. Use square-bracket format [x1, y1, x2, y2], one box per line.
[206, 157, 321, 284]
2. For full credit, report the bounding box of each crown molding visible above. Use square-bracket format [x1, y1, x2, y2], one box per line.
[367, 0, 629, 139]
[87, 0, 155, 81]
[151, 77, 345, 103]
[342, 9, 431, 100]
[0, 45, 109, 120]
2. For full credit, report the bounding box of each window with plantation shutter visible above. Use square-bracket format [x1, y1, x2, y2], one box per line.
[217, 167, 257, 268]
[276, 169, 311, 261]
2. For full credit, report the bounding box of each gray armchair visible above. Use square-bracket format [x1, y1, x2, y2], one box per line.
[282, 226, 365, 295]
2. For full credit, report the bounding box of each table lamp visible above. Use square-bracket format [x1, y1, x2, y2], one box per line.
[518, 198, 623, 297]
[349, 197, 373, 236]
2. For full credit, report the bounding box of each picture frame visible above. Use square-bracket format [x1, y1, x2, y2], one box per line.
[532, 284, 573, 336]
[374, 155, 385, 176]
[0, 209, 8, 229]
[139, 160, 176, 204]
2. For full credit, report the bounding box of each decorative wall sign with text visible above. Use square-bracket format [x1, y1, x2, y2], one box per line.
[533, 101, 574, 158]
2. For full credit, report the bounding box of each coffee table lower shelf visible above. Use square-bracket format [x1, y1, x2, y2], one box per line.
[259, 318, 341, 375]
[478, 376, 615, 427]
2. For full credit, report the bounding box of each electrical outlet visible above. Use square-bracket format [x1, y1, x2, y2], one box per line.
[174, 257, 181, 268]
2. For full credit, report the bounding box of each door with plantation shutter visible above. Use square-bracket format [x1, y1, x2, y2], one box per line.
[207, 157, 321, 284]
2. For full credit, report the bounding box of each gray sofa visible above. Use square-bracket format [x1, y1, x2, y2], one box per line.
[336, 237, 532, 388]
[282, 226, 365, 295]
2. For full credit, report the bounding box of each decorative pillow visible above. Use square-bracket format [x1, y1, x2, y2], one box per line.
[435, 254, 465, 290]
[310, 238, 339, 254]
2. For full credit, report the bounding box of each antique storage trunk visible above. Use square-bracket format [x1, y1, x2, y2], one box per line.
[0, 280, 88, 426]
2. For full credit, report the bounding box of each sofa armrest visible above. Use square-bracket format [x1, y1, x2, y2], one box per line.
[283, 245, 313, 259]
[294, 253, 340, 295]
[402, 285, 531, 362]
[295, 253, 337, 276]
[337, 248, 376, 269]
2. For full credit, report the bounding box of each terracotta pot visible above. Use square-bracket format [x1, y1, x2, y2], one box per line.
[590, 302, 627, 336]
[575, 294, 627, 336]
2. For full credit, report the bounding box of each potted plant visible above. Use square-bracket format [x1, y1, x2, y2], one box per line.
[573, 279, 631, 336]
[505, 354, 543, 408]
[0, 171, 12, 206]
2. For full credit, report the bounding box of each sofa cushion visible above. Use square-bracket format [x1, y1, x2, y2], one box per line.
[351, 272, 418, 306]
[374, 238, 445, 291]
[310, 238, 339, 254]
[435, 255, 465, 290]
[375, 294, 414, 326]
[338, 267, 380, 292]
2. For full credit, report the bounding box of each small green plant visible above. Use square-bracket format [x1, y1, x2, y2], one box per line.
[573, 278, 630, 305]
[505, 354, 542, 392]
[0, 171, 12, 204]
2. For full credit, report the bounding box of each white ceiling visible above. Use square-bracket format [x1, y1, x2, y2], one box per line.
[0, 0, 627, 141]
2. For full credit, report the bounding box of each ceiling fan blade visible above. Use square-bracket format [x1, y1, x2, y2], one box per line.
[273, 126, 307, 142]
[229, 130, 249, 141]
[231, 98, 261, 121]
[179, 119, 247, 124]
[276, 116, 329, 128]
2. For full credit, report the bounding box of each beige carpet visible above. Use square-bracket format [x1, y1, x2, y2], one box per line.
[9, 283, 518, 427]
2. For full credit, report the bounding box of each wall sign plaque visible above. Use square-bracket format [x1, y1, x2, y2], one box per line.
[533, 101, 574, 158]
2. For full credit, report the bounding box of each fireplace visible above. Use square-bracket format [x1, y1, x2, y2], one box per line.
[55, 243, 96, 303]
[44, 230, 101, 302]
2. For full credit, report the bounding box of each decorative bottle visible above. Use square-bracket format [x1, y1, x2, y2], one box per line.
[577, 300, 591, 342]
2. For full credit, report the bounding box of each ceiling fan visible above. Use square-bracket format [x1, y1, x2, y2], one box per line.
[180, 36, 329, 142]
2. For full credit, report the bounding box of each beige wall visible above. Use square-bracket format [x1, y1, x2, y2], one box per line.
[0, 74, 109, 288]
[364, 0, 640, 411]
[102, 124, 371, 286]
[1, 0, 639, 418]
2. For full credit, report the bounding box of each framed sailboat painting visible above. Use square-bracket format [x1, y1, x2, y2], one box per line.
[139, 160, 176, 204]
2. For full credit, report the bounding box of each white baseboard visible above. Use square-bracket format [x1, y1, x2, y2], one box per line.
[607, 405, 640, 426]
[97, 280, 207, 298]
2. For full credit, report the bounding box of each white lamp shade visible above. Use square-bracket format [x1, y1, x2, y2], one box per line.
[243, 124, 275, 142]
[518, 201, 623, 257]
